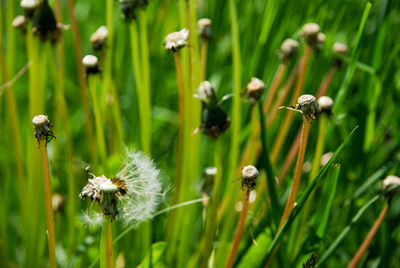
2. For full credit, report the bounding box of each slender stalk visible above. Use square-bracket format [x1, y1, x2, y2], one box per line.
[88, 75, 108, 169]
[38, 139, 57, 268]
[100, 217, 114, 268]
[225, 189, 250, 268]
[200, 40, 208, 81]
[266, 63, 299, 127]
[270, 45, 311, 163]
[317, 65, 338, 98]
[263, 61, 288, 114]
[347, 200, 390, 268]
[138, 10, 152, 154]
[278, 118, 310, 230]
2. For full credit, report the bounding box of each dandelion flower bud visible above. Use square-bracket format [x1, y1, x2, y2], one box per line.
[241, 165, 258, 190]
[296, 94, 320, 122]
[20, 0, 39, 19]
[32, 114, 55, 144]
[197, 81, 216, 105]
[245, 77, 265, 104]
[164, 28, 189, 52]
[12, 15, 27, 33]
[318, 96, 333, 115]
[280, 38, 299, 60]
[90, 26, 108, 51]
[301, 23, 320, 46]
[382, 175, 400, 198]
[82, 55, 101, 75]
[332, 42, 348, 55]
[198, 18, 212, 40]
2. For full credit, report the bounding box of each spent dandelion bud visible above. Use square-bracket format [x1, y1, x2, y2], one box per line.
[201, 167, 217, 197]
[12, 15, 27, 33]
[82, 55, 101, 76]
[241, 165, 258, 190]
[280, 94, 320, 123]
[20, 0, 39, 19]
[90, 26, 108, 51]
[164, 28, 189, 52]
[198, 18, 212, 40]
[195, 81, 231, 139]
[316, 32, 326, 50]
[382, 175, 400, 198]
[245, 77, 265, 104]
[52, 194, 64, 213]
[301, 23, 321, 46]
[318, 96, 333, 115]
[32, 114, 55, 144]
[80, 151, 165, 225]
[279, 38, 299, 60]
[32, 0, 62, 43]
[332, 42, 348, 55]
[119, 0, 148, 21]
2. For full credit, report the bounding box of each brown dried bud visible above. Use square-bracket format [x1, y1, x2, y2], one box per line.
[32, 114, 55, 144]
[241, 165, 258, 190]
[198, 18, 212, 40]
[245, 77, 265, 104]
[301, 23, 321, 46]
[318, 96, 333, 115]
[280, 39, 299, 60]
[90, 26, 108, 51]
[164, 29, 189, 52]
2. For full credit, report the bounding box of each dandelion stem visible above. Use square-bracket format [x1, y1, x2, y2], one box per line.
[38, 139, 57, 268]
[225, 189, 250, 268]
[278, 118, 310, 230]
[66, 0, 95, 161]
[317, 65, 338, 98]
[347, 199, 390, 268]
[263, 61, 288, 114]
[200, 40, 208, 81]
[100, 216, 114, 268]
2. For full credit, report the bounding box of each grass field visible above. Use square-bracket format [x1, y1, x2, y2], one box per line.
[1, 0, 400, 267]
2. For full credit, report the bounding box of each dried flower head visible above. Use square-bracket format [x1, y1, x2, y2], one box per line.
[32, 0, 62, 43]
[332, 42, 348, 55]
[90, 26, 108, 51]
[198, 18, 212, 40]
[195, 81, 231, 139]
[32, 114, 55, 144]
[301, 23, 321, 46]
[280, 94, 320, 122]
[241, 165, 258, 190]
[52, 194, 64, 213]
[316, 32, 326, 50]
[119, 0, 148, 21]
[245, 77, 265, 104]
[201, 167, 217, 197]
[82, 55, 101, 76]
[20, 0, 39, 18]
[318, 96, 333, 115]
[382, 175, 400, 198]
[80, 151, 165, 225]
[12, 15, 27, 33]
[164, 28, 189, 52]
[280, 38, 299, 60]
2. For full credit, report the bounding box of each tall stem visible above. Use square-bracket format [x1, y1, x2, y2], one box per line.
[200, 40, 208, 81]
[225, 189, 250, 268]
[263, 61, 288, 114]
[100, 217, 114, 268]
[38, 140, 57, 268]
[347, 200, 390, 268]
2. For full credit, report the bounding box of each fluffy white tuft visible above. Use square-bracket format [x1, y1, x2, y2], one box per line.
[80, 209, 103, 227]
[117, 151, 165, 226]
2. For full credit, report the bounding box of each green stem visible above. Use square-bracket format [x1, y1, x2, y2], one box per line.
[100, 217, 113, 268]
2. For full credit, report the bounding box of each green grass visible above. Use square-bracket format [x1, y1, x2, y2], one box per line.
[2, 0, 400, 267]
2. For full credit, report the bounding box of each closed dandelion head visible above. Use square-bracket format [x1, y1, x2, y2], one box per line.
[241, 166, 258, 190]
[119, 0, 148, 21]
[301, 23, 320, 47]
[382, 175, 400, 198]
[32, 0, 63, 43]
[198, 18, 212, 40]
[32, 114, 55, 144]
[195, 81, 216, 105]
[279, 39, 299, 60]
[82, 55, 101, 76]
[318, 96, 333, 115]
[13, 15, 27, 34]
[90, 26, 108, 51]
[332, 42, 348, 66]
[164, 29, 189, 52]
[20, 0, 39, 19]
[80, 151, 165, 226]
[245, 77, 265, 104]
[280, 94, 320, 123]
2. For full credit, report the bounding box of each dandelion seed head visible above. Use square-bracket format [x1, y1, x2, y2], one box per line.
[164, 29, 189, 52]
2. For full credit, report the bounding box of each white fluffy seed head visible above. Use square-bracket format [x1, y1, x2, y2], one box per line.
[382, 175, 400, 192]
[117, 151, 165, 226]
[242, 165, 258, 180]
[280, 38, 299, 60]
[32, 114, 50, 128]
[20, 0, 38, 9]
[318, 96, 333, 113]
[82, 55, 98, 68]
